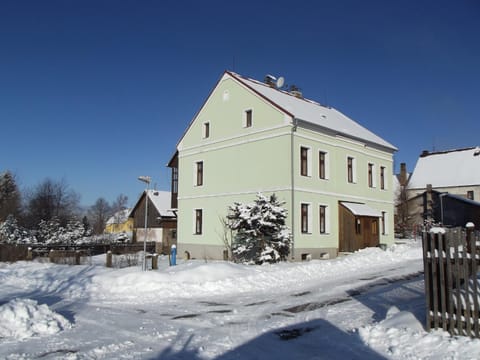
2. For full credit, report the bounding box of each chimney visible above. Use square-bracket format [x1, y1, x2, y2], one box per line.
[426, 184, 433, 221]
[264, 75, 276, 88]
[399, 163, 407, 186]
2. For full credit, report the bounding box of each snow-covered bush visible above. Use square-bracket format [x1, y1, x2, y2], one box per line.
[0, 215, 35, 244]
[227, 193, 291, 264]
[37, 217, 88, 244]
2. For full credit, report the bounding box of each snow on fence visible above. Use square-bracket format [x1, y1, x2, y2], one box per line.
[0, 242, 156, 264]
[422, 226, 480, 338]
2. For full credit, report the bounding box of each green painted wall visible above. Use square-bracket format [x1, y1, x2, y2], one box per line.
[176, 73, 396, 260]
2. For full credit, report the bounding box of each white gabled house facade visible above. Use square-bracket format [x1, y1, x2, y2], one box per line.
[404, 147, 480, 226]
[168, 71, 397, 260]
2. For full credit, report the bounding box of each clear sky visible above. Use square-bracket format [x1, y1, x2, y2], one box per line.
[1, 0, 479, 207]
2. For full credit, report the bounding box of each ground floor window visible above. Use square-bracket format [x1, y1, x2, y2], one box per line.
[301, 203, 310, 233]
[195, 209, 203, 234]
[319, 205, 327, 234]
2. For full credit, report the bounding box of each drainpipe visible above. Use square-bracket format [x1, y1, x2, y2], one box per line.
[290, 118, 297, 259]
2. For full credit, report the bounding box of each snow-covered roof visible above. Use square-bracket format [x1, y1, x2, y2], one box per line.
[229, 72, 397, 152]
[341, 202, 382, 217]
[106, 209, 131, 225]
[146, 190, 176, 218]
[408, 147, 480, 189]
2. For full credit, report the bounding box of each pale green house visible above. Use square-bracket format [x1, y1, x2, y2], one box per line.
[168, 71, 397, 261]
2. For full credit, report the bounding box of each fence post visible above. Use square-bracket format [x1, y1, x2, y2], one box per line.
[26, 247, 33, 261]
[106, 251, 112, 268]
[49, 249, 55, 263]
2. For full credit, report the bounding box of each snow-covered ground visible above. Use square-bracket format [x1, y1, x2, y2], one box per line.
[1, 239, 480, 359]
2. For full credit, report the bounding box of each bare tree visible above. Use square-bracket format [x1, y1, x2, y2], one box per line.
[0, 171, 21, 222]
[112, 194, 128, 212]
[89, 197, 111, 235]
[23, 178, 80, 229]
[110, 194, 129, 233]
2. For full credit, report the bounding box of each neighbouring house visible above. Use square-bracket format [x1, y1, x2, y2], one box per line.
[105, 209, 133, 235]
[403, 147, 480, 228]
[129, 190, 177, 254]
[168, 71, 397, 260]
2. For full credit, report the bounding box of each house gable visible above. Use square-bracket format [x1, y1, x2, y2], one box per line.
[178, 72, 292, 151]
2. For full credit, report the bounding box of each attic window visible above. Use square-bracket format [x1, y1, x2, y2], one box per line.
[244, 109, 253, 128]
[203, 122, 210, 139]
[474, 149, 480, 156]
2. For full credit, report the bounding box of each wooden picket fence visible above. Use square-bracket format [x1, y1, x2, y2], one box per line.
[423, 227, 480, 337]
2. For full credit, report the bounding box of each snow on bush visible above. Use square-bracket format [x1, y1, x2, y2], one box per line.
[0, 215, 36, 244]
[227, 193, 291, 264]
[0, 298, 71, 340]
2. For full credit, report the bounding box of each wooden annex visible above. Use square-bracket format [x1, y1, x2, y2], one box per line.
[339, 202, 380, 253]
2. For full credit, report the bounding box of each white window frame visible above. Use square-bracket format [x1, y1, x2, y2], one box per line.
[318, 150, 330, 180]
[347, 155, 357, 183]
[193, 160, 204, 187]
[380, 166, 387, 190]
[193, 208, 203, 235]
[382, 211, 389, 235]
[300, 202, 312, 234]
[368, 162, 377, 188]
[319, 204, 330, 234]
[300, 145, 312, 177]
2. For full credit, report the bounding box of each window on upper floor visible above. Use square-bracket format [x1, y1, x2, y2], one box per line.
[368, 163, 374, 188]
[300, 146, 310, 177]
[244, 109, 253, 128]
[380, 166, 386, 190]
[195, 161, 203, 186]
[203, 122, 210, 139]
[319, 151, 327, 179]
[347, 156, 356, 183]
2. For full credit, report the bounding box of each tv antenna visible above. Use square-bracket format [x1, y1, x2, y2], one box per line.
[276, 76, 285, 88]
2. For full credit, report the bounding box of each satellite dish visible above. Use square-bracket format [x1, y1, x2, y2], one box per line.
[276, 76, 285, 88]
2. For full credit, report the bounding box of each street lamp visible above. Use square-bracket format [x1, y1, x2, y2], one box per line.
[138, 176, 151, 271]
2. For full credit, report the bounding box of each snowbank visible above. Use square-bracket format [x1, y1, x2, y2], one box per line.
[89, 241, 423, 303]
[0, 298, 71, 340]
[359, 306, 480, 359]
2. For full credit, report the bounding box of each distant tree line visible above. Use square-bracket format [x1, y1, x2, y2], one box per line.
[0, 170, 129, 244]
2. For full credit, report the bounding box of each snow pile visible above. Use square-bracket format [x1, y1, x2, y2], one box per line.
[359, 306, 480, 358]
[0, 298, 71, 340]
[90, 240, 423, 302]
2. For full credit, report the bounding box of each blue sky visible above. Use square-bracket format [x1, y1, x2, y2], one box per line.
[1, 0, 479, 207]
